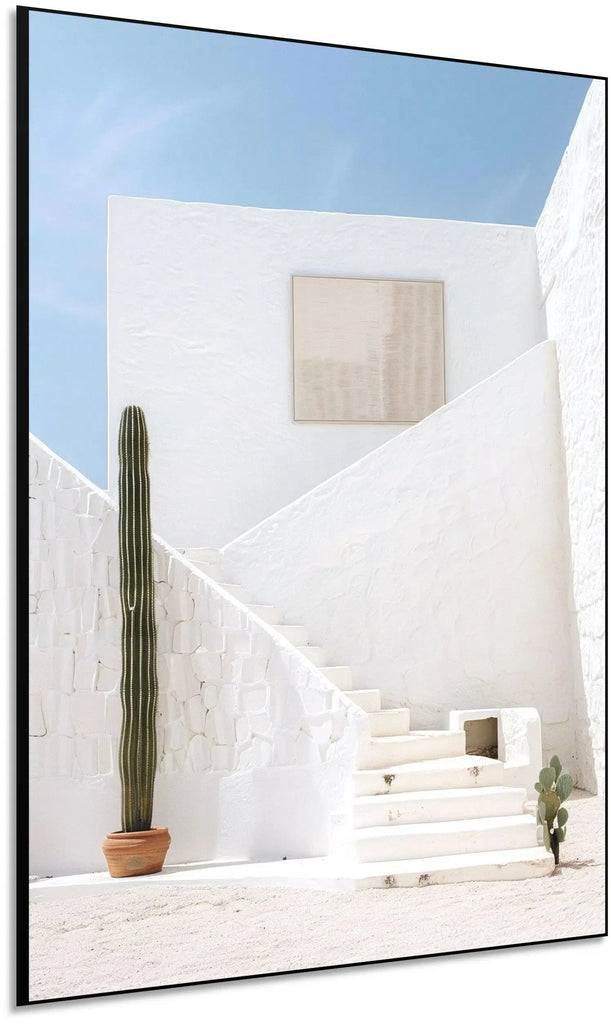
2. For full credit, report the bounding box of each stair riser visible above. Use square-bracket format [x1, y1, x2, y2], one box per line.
[368, 709, 411, 736]
[347, 690, 382, 712]
[191, 563, 226, 582]
[357, 732, 465, 770]
[354, 788, 526, 829]
[275, 625, 309, 646]
[354, 851, 554, 888]
[296, 646, 327, 667]
[246, 605, 280, 625]
[354, 759, 504, 797]
[320, 666, 353, 690]
[351, 821, 537, 863]
[184, 547, 222, 565]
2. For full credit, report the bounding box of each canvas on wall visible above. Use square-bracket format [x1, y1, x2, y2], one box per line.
[19, 3, 606, 1009]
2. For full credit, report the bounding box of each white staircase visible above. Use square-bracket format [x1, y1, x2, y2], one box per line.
[179, 546, 555, 888]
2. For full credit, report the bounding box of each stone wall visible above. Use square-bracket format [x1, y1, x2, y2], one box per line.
[29, 435, 366, 876]
[535, 81, 606, 794]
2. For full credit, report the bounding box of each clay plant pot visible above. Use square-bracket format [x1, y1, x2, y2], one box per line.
[102, 827, 171, 878]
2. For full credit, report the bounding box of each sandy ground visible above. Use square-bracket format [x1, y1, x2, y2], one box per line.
[29, 791, 606, 1002]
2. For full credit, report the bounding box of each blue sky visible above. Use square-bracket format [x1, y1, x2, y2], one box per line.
[28, 10, 592, 487]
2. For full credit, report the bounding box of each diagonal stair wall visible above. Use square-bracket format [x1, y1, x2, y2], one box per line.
[28, 435, 368, 876]
[222, 340, 582, 781]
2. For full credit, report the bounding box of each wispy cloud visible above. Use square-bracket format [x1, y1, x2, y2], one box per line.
[317, 139, 358, 211]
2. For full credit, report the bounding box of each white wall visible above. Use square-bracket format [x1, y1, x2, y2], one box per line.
[536, 81, 606, 793]
[29, 436, 366, 877]
[223, 341, 582, 780]
[107, 197, 544, 547]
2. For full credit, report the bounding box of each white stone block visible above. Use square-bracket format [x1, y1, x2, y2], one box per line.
[238, 748, 253, 768]
[41, 502, 56, 542]
[220, 652, 245, 684]
[206, 590, 224, 626]
[105, 695, 122, 736]
[157, 653, 171, 691]
[211, 745, 236, 770]
[55, 506, 77, 542]
[46, 734, 74, 777]
[29, 693, 46, 736]
[167, 556, 189, 589]
[76, 633, 97, 660]
[81, 588, 99, 632]
[92, 509, 119, 556]
[165, 588, 194, 621]
[173, 747, 186, 770]
[206, 708, 235, 745]
[58, 465, 76, 489]
[29, 595, 37, 614]
[155, 600, 167, 626]
[203, 684, 218, 710]
[167, 654, 200, 701]
[75, 737, 98, 776]
[99, 616, 121, 645]
[295, 731, 321, 765]
[200, 624, 225, 653]
[56, 487, 80, 511]
[225, 630, 252, 656]
[251, 737, 272, 767]
[47, 458, 61, 489]
[306, 718, 333, 745]
[57, 609, 82, 636]
[96, 664, 119, 692]
[158, 691, 181, 726]
[173, 620, 201, 654]
[235, 717, 251, 744]
[98, 736, 114, 775]
[29, 498, 42, 540]
[53, 588, 77, 613]
[185, 695, 206, 733]
[29, 456, 38, 484]
[99, 587, 121, 619]
[300, 689, 327, 716]
[218, 684, 241, 715]
[156, 580, 171, 603]
[36, 614, 56, 649]
[166, 718, 187, 751]
[29, 736, 44, 777]
[98, 642, 120, 671]
[160, 752, 176, 774]
[272, 731, 297, 764]
[29, 647, 53, 693]
[36, 591, 53, 614]
[87, 490, 108, 519]
[39, 561, 54, 590]
[29, 561, 41, 594]
[71, 692, 106, 735]
[156, 621, 173, 654]
[240, 655, 268, 685]
[222, 602, 244, 630]
[108, 557, 120, 589]
[187, 734, 212, 771]
[241, 687, 268, 716]
[41, 691, 74, 736]
[250, 714, 272, 738]
[78, 514, 102, 551]
[34, 447, 51, 480]
[153, 548, 170, 583]
[72, 655, 97, 692]
[92, 553, 109, 587]
[251, 631, 273, 659]
[73, 554, 93, 589]
[191, 649, 222, 683]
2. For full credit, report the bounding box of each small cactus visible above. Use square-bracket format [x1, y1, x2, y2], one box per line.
[535, 755, 573, 865]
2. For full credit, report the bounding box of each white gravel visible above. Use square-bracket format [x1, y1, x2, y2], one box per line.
[29, 790, 605, 1002]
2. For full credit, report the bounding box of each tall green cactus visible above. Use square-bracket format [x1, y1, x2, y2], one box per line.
[535, 755, 573, 865]
[118, 406, 158, 833]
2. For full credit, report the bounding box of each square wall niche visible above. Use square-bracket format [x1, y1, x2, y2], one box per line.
[463, 716, 499, 760]
[292, 275, 445, 423]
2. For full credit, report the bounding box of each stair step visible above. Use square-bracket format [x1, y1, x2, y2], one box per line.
[219, 583, 250, 603]
[353, 786, 527, 829]
[368, 708, 411, 736]
[357, 730, 465, 770]
[190, 562, 226, 582]
[182, 547, 222, 565]
[352, 845, 554, 889]
[274, 624, 309, 646]
[295, 646, 327, 667]
[320, 666, 353, 690]
[348, 813, 537, 863]
[346, 689, 382, 712]
[354, 755, 505, 797]
[246, 604, 280, 625]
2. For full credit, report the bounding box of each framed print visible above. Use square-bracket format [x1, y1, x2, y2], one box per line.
[17, 3, 607, 1009]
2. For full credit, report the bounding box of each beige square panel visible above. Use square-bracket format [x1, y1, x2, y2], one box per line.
[293, 276, 445, 423]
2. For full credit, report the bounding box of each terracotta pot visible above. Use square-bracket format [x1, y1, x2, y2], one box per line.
[102, 827, 171, 878]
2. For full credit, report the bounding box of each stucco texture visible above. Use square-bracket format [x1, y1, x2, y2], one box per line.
[223, 341, 581, 778]
[536, 81, 605, 794]
[107, 197, 543, 547]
